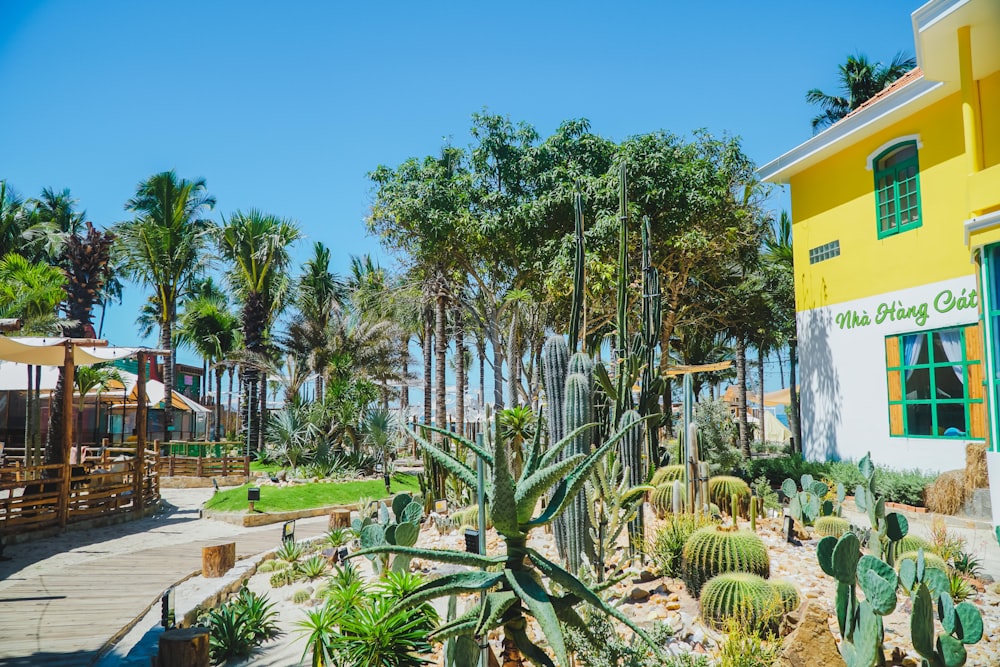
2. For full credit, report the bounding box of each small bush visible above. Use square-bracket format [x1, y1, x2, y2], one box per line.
[750, 476, 780, 512]
[695, 400, 742, 474]
[740, 457, 829, 489]
[565, 611, 689, 667]
[276, 540, 304, 564]
[716, 600, 782, 667]
[296, 555, 328, 581]
[649, 513, 717, 578]
[202, 586, 279, 664]
[874, 468, 934, 507]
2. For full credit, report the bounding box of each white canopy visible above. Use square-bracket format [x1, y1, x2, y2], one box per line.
[0, 337, 146, 366]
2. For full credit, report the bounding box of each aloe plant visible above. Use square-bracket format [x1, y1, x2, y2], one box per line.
[351, 412, 657, 666]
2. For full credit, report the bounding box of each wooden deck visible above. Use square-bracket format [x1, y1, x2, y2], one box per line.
[0, 498, 328, 666]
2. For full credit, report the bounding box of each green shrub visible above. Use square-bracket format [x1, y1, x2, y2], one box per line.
[694, 400, 742, 474]
[750, 476, 780, 512]
[740, 457, 829, 489]
[565, 611, 705, 667]
[874, 468, 934, 507]
[649, 513, 717, 578]
[202, 586, 279, 664]
[296, 555, 328, 581]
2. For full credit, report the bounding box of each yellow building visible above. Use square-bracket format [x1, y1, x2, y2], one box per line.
[759, 0, 1000, 525]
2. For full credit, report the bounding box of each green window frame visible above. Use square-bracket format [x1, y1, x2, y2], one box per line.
[874, 141, 921, 238]
[885, 325, 983, 439]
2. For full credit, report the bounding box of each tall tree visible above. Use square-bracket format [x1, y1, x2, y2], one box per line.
[178, 289, 239, 440]
[288, 242, 345, 397]
[115, 171, 216, 441]
[806, 52, 916, 131]
[764, 210, 799, 451]
[217, 209, 301, 452]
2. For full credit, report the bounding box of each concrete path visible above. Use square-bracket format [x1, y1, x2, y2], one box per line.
[0, 488, 329, 667]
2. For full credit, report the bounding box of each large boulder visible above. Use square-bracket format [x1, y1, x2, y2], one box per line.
[776, 602, 846, 667]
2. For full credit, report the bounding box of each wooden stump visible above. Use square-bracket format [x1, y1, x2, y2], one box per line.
[156, 627, 209, 667]
[329, 508, 351, 529]
[201, 542, 235, 577]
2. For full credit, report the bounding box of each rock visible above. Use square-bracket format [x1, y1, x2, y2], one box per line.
[666, 601, 681, 611]
[276, 470, 287, 481]
[666, 592, 679, 602]
[629, 586, 651, 602]
[776, 602, 846, 667]
[638, 569, 657, 582]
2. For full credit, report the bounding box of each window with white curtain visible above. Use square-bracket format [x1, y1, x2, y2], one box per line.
[885, 325, 984, 439]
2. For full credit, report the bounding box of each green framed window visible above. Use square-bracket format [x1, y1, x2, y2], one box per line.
[884, 324, 985, 439]
[874, 141, 921, 238]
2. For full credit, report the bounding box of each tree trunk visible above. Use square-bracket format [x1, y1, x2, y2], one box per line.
[455, 309, 465, 437]
[215, 368, 224, 441]
[736, 336, 750, 459]
[435, 284, 448, 438]
[44, 370, 66, 467]
[758, 344, 765, 445]
[400, 335, 410, 416]
[478, 342, 486, 411]
[258, 375, 267, 451]
[422, 313, 433, 430]
[228, 368, 235, 440]
[490, 320, 504, 410]
[789, 339, 801, 455]
[777, 348, 785, 389]
[25, 365, 33, 466]
[160, 321, 175, 442]
[662, 376, 674, 439]
[507, 317, 519, 408]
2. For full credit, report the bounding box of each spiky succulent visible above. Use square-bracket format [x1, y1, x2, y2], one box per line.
[681, 526, 770, 597]
[350, 409, 658, 666]
[699, 572, 782, 630]
[708, 476, 750, 517]
[770, 579, 800, 613]
[815, 516, 851, 538]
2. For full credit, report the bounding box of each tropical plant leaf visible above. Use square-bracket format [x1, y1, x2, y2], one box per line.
[526, 548, 662, 653]
[514, 454, 585, 524]
[407, 427, 479, 492]
[536, 422, 599, 471]
[592, 362, 617, 404]
[507, 569, 567, 666]
[348, 545, 504, 569]
[429, 607, 480, 642]
[491, 426, 520, 537]
[528, 415, 656, 527]
[520, 412, 546, 482]
[476, 591, 518, 637]
[507, 622, 556, 667]
[419, 423, 493, 465]
[400, 570, 505, 610]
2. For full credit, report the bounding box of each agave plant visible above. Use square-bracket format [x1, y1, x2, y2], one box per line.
[351, 413, 658, 666]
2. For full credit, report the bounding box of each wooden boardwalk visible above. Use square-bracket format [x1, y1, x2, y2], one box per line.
[0, 494, 327, 666]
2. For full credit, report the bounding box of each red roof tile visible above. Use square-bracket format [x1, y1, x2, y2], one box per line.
[841, 67, 923, 121]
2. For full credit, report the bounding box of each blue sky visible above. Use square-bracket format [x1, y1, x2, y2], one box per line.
[0, 1, 918, 393]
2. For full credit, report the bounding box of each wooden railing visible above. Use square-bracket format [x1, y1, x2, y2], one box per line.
[158, 454, 249, 478]
[0, 446, 160, 536]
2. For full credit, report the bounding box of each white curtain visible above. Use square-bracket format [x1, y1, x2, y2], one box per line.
[903, 334, 924, 379]
[937, 330, 964, 383]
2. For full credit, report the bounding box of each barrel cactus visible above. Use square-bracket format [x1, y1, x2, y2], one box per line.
[896, 551, 948, 572]
[650, 482, 685, 518]
[681, 526, 770, 597]
[815, 516, 851, 538]
[700, 572, 782, 630]
[708, 476, 750, 517]
[771, 579, 800, 613]
[651, 465, 685, 487]
[450, 505, 492, 530]
[893, 534, 934, 560]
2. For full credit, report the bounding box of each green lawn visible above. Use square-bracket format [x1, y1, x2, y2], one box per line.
[204, 474, 420, 513]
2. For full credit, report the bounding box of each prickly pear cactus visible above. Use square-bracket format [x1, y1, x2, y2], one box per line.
[781, 474, 829, 526]
[853, 453, 909, 564]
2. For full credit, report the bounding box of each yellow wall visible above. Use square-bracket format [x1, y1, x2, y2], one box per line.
[980, 70, 1000, 170]
[790, 92, 974, 312]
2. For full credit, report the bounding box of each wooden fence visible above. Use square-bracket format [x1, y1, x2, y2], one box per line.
[158, 454, 249, 478]
[0, 446, 159, 536]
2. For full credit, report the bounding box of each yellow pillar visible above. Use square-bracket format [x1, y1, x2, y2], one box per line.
[959, 25, 984, 178]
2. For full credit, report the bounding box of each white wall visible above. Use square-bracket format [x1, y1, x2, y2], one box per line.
[798, 274, 980, 472]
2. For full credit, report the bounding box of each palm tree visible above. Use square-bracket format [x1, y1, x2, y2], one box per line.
[287, 243, 345, 398]
[74, 364, 124, 447]
[807, 52, 916, 131]
[0, 182, 55, 262]
[763, 210, 799, 451]
[216, 209, 302, 452]
[115, 171, 216, 441]
[0, 252, 67, 466]
[177, 290, 240, 440]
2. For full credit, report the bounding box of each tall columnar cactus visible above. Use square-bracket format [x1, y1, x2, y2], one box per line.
[854, 452, 909, 565]
[561, 372, 595, 573]
[681, 525, 770, 597]
[638, 216, 663, 466]
[617, 409, 646, 545]
[542, 336, 570, 559]
[699, 572, 781, 630]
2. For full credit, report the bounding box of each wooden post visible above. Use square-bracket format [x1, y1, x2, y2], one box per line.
[157, 627, 210, 667]
[168, 455, 175, 477]
[243, 453, 249, 478]
[201, 542, 235, 577]
[59, 341, 75, 528]
[329, 508, 351, 529]
[134, 352, 147, 512]
[196, 455, 203, 477]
